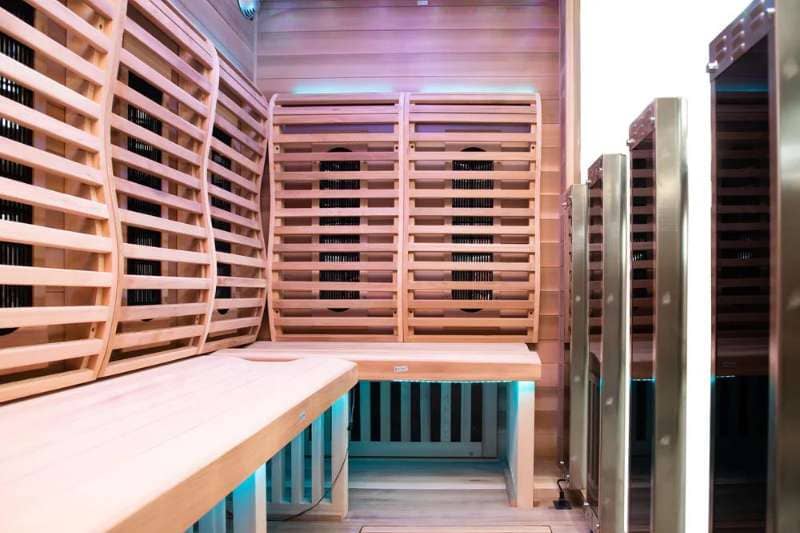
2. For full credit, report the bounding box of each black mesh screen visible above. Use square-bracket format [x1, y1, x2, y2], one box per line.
[126, 72, 163, 307]
[319, 149, 360, 305]
[451, 151, 494, 307]
[0, 0, 35, 336]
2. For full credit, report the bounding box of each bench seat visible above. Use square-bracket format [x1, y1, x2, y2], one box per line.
[217, 341, 540, 509]
[0, 355, 357, 533]
[216, 341, 541, 381]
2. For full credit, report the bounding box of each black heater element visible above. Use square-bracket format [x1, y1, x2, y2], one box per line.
[451, 149, 494, 312]
[319, 148, 361, 310]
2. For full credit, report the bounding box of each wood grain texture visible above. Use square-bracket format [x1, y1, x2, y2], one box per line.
[0, 0, 126, 402]
[267, 93, 404, 341]
[169, 0, 256, 79]
[217, 341, 541, 381]
[0, 356, 357, 533]
[102, 0, 219, 377]
[199, 55, 270, 353]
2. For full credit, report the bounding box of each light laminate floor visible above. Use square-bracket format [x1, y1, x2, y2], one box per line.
[268, 459, 589, 533]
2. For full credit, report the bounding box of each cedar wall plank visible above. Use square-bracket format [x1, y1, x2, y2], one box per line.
[255, 0, 566, 460]
[171, 0, 256, 78]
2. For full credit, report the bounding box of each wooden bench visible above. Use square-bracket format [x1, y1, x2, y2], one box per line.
[0, 356, 357, 533]
[216, 341, 541, 509]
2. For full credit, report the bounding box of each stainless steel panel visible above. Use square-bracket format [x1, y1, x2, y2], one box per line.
[651, 97, 689, 533]
[569, 183, 590, 493]
[769, 2, 800, 531]
[597, 154, 630, 532]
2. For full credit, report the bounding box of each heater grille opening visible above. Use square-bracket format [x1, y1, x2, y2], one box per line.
[126, 72, 164, 307]
[451, 149, 494, 311]
[0, 0, 35, 336]
[319, 149, 361, 309]
[211, 127, 234, 307]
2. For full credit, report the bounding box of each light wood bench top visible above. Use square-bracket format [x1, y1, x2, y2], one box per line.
[217, 342, 541, 382]
[0, 356, 357, 533]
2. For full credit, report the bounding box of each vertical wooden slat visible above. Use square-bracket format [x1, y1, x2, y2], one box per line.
[401, 382, 411, 441]
[380, 382, 391, 442]
[330, 393, 349, 516]
[359, 381, 371, 442]
[507, 381, 535, 508]
[198, 500, 225, 533]
[232, 464, 267, 533]
[270, 449, 284, 503]
[461, 383, 472, 442]
[421, 382, 431, 442]
[290, 433, 304, 504]
[441, 382, 452, 443]
[311, 416, 324, 503]
[482, 383, 498, 457]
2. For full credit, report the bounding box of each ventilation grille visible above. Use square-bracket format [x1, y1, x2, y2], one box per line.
[320, 158, 361, 303]
[126, 72, 164, 307]
[451, 159, 494, 307]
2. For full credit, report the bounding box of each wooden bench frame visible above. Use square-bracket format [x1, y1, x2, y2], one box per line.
[217, 341, 541, 511]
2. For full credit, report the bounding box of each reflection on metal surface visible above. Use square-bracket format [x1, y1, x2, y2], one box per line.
[568, 184, 589, 494]
[770, 1, 800, 531]
[595, 154, 630, 533]
[652, 97, 689, 533]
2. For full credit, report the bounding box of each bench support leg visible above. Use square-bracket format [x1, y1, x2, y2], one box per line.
[233, 464, 267, 533]
[507, 380, 535, 508]
[197, 500, 225, 533]
[330, 392, 349, 517]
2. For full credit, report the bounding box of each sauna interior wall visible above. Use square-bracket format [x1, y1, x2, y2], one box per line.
[256, 0, 568, 462]
[170, 0, 256, 79]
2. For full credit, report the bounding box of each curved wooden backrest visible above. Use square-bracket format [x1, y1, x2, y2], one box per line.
[266, 94, 404, 341]
[0, 0, 125, 402]
[0, 0, 272, 402]
[101, 0, 219, 376]
[404, 94, 542, 342]
[199, 56, 269, 353]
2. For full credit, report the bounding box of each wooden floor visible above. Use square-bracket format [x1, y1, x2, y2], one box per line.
[268, 459, 588, 533]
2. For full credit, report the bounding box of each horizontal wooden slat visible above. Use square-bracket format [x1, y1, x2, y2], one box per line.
[0, 306, 107, 329]
[0, 219, 112, 253]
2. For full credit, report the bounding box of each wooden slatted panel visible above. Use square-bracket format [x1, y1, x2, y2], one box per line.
[349, 381, 498, 458]
[200, 55, 269, 353]
[628, 107, 656, 375]
[713, 89, 770, 376]
[103, 0, 217, 376]
[586, 159, 603, 362]
[405, 93, 541, 342]
[267, 93, 404, 341]
[0, 0, 124, 402]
